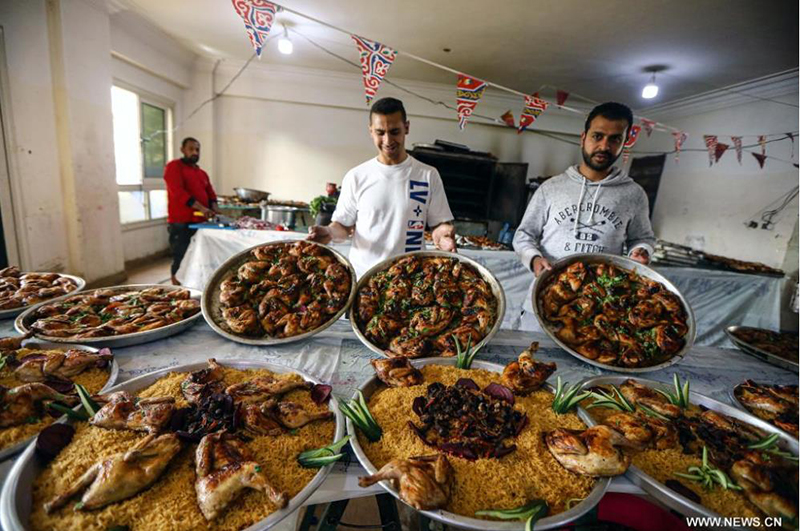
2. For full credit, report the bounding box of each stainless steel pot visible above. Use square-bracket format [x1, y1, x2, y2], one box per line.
[234, 187, 270, 203]
[261, 205, 301, 229]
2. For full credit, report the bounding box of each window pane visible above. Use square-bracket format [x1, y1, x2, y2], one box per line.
[149, 190, 168, 219]
[111, 86, 142, 185]
[142, 103, 167, 178]
[118, 191, 147, 224]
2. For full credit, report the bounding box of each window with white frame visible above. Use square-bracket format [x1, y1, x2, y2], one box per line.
[111, 85, 173, 224]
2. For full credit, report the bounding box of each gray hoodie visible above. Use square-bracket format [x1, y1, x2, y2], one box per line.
[513, 165, 655, 272]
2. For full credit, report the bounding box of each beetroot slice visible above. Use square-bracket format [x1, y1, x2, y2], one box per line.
[412, 396, 426, 416]
[310, 384, 332, 405]
[455, 378, 479, 391]
[44, 378, 75, 394]
[36, 423, 75, 461]
[484, 383, 515, 404]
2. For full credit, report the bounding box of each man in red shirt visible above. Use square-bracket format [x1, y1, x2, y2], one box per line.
[164, 137, 218, 285]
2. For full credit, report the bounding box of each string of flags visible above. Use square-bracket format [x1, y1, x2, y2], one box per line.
[230, 0, 797, 169]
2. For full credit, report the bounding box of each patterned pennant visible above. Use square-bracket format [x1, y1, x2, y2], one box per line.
[758, 135, 767, 156]
[622, 148, 631, 165]
[787, 133, 795, 158]
[500, 110, 515, 128]
[456, 74, 488, 130]
[518, 95, 549, 134]
[703, 135, 718, 166]
[714, 142, 729, 162]
[556, 90, 570, 107]
[752, 152, 767, 169]
[672, 131, 688, 162]
[640, 118, 657, 137]
[351, 35, 397, 104]
[231, 0, 278, 58]
[624, 124, 642, 149]
[731, 136, 743, 164]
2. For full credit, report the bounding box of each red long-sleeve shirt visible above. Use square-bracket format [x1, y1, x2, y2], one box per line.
[164, 159, 217, 224]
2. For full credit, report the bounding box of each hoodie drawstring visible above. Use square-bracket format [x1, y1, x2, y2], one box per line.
[573, 177, 603, 235]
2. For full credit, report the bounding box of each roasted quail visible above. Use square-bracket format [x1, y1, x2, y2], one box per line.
[501, 342, 556, 395]
[0, 383, 77, 428]
[545, 425, 641, 476]
[182, 359, 225, 405]
[358, 454, 454, 510]
[371, 357, 423, 387]
[90, 391, 175, 434]
[14, 347, 113, 383]
[224, 376, 311, 404]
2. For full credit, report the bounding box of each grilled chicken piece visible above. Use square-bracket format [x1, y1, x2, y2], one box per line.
[409, 307, 453, 337]
[501, 342, 556, 395]
[364, 315, 404, 348]
[90, 391, 175, 434]
[195, 432, 288, 520]
[225, 376, 311, 404]
[730, 454, 798, 522]
[545, 425, 641, 477]
[239, 402, 283, 436]
[737, 381, 795, 416]
[433, 326, 482, 357]
[0, 383, 77, 427]
[264, 399, 334, 429]
[237, 261, 271, 283]
[560, 262, 587, 291]
[0, 334, 28, 351]
[619, 379, 682, 418]
[358, 454, 454, 511]
[767, 383, 799, 407]
[182, 359, 225, 405]
[388, 332, 430, 358]
[698, 410, 762, 443]
[44, 433, 182, 513]
[356, 287, 379, 324]
[603, 412, 678, 450]
[371, 357, 423, 387]
[14, 348, 113, 383]
[222, 306, 260, 335]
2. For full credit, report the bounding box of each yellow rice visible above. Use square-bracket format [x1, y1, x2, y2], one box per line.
[358, 364, 596, 520]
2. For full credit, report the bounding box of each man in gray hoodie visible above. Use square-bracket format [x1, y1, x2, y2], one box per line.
[514, 101, 655, 276]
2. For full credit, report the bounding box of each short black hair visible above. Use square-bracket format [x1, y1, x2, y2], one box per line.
[181, 137, 200, 148]
[369, 97, 407, 122]
[584, 102, 633, 133]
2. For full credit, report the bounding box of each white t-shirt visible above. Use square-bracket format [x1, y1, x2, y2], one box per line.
[331, 155, 454, 278]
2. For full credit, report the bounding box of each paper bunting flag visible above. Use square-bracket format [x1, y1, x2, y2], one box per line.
[758, 135, 767, 155]
[703, 135, 718, 166]
[640, 118, 656, 137]
[456, 74, 488, 130]
[714, 142, 729, 162]
[787, 133, 795, 158]
[622, 149, 631, 165]
[351, 35, 397, 104]
[753, 152, 767, 169]
[556, 90, 570, 107]
[731, 136, 743, 164]
[518, 95, 549, 134]
[231, 0, 278, 58]
[672, 131, 688, 162]
[624, 124, 642, 149]
[500, 110, 515, 128]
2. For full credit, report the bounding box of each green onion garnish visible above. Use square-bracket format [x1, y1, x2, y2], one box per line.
[551, 377, 590, 415]
[75, 383, 100, 417]
[654, 374, 690, 409]
[340, 392, 382, 442]
[586, 385, 635, 412]
[638, 403, 671, 421]
[47, 402, 89, 421]
[298, 435, 351, 468]
[747, 433, 798, 462]
[674, 447, 742, 491]
[454, 335, 480, 370]
[476, 499, 548, 530]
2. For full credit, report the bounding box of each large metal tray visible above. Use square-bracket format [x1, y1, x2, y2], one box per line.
[729, 381, 799, 439]
[202, 240, 357, 345]
[0, 340, 118, 462]
[724, 326, 798, 373]
[348, 357, 610, 530]
[532, 253, 696, 373]
[350, 250, 507, 358]
[0, 274, 85, 320]
[579, 375, 799, 526]
[0, 359, 345, 531]
[15, 284, 203, 348]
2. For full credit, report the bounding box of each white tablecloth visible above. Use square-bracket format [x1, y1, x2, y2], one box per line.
[177, 229, 788, 346]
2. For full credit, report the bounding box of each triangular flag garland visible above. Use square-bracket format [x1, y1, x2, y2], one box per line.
[731, 136, 743, 164]
[753, 152, 767, 169]
[703, 135, 718, 166]
[622, 149, 631, 165]
[672, 131, 688, 162]
[518, 95, 549, 134]
[556, 90, 570, 107]
[455, 74, 488, 130]
[624, 124, 642, 149]
[787, 133, 795, 158]
[351, 35, 397, 104]
[640, 118, 656, 137]
[714, 142, 729, 163]
[231, 0, 278, 58]
[500, 110, 516, 128]
[758, 135, 767, 156]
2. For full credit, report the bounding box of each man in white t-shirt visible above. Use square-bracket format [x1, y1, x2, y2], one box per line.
[307, 97, 456, 277]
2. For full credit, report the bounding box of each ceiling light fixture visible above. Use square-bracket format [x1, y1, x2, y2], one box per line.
[642, 73, 659, 99]
[278, 25, 293, 55]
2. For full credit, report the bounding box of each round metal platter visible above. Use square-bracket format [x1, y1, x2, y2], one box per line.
[0, 359, 345, 531]
[14, 284, 203, 348]
[348, 357, 610, 530]
[532, 253, 697, 373]
[202, 240, 357, 346]
[0, 340, 118, 462]
[724, 326, 798, 373]
[579, 375, 798, 528]
[0, 274, 86, 320]
[349, 250, 507, 358]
